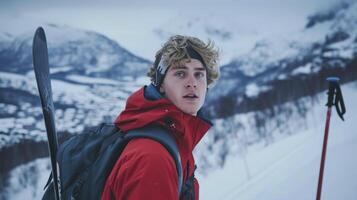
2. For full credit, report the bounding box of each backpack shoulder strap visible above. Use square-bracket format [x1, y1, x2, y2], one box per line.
[125, 124, 183, 196]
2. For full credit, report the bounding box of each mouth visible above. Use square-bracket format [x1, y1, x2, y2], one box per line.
[183, 94, 199, 99]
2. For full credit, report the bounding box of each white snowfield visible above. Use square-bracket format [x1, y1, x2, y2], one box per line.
[198, 81, 357, 200]
[3, 83, 356, 200]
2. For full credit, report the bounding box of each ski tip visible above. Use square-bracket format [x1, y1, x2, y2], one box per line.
[326, 77, 340, 82]
[34, 27, 47, 43]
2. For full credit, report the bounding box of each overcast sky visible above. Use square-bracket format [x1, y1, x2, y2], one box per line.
[0, 0, 342, 63]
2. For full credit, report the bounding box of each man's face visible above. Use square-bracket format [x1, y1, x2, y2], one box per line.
[160, 58, 207, 116]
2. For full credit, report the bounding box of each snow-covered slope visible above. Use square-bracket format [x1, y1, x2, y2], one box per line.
[197, 81, 357, 200]
[2, 80, 356, 200]
[0, 70, 149, 148]
[0, 158, 50, 200]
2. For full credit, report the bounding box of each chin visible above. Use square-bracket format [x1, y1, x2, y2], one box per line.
[182, 108, 198, 116]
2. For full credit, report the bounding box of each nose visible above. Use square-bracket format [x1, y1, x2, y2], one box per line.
[185, 74, 197, 88]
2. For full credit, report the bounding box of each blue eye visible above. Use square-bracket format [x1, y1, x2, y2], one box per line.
[195, 72, 205, 79]
[175, 71, 185, 78]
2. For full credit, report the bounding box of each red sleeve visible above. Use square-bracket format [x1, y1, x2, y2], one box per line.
[194, 178, 199, 200]
[102, 138, 179, 200]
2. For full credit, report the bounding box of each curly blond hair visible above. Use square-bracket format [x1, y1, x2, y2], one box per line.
[147, 35, 220, 88]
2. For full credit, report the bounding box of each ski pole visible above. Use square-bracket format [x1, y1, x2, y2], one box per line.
[33, 27, 61, 200]
[316, 77, 346, 200]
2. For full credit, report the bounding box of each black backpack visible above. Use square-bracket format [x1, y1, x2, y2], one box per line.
[42, 123, 183, 200]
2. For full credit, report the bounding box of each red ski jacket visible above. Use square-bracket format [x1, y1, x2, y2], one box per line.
[101, 85, 211, 200]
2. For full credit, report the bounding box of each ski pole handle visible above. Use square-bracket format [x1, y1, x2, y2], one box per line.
[326, 77, 338, 108]
[326, 77, 346, 121]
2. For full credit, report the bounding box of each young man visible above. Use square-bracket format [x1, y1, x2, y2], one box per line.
[101, 35, 220, 200]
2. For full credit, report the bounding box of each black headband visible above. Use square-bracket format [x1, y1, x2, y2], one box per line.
[153, 46, 206, 88]
[185, 46, 206, 68]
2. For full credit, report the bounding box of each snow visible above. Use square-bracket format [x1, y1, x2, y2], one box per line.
[0, 72, 37, 93]
[51, 79, 104, 103]
[0, 71, 132, 147]
[66, 75, 119, 85]
[229, 0, 357, 77]
[331, 1, 357, 35]
[328, 37, 354, 49]
[1, 158, 50, 200]
[235, 37, 311, 76]
[302, 21, 333, 42]
[197, 81, 357, 200]
[46, 66, 72, 74]
[15, 24, 95, 48]
[245, 83, 271, 98]
[325, 37, 355, 59]
[0, 118, 16, 132]
[133, 76, 151, 86]
[0, 103, 17, 114]
[2, 81, 356, 200]
[292, 63, 313, 75]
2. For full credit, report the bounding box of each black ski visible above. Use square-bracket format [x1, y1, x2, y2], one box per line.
[32, 27, 60, 200]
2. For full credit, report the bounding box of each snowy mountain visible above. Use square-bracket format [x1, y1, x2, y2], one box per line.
[206, 0, 357, 118]
[0, 24, 150, 79]
[0, 24, 151, 146]
[0, 32, 13, 49]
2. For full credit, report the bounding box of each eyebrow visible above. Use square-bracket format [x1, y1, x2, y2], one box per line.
[171, 65, 206, 71]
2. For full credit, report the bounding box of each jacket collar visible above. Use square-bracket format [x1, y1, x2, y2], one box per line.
[114, 84, 212, 152]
